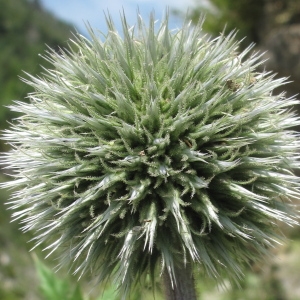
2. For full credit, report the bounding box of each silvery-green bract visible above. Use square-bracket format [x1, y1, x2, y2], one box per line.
[2, 13, 300, 296]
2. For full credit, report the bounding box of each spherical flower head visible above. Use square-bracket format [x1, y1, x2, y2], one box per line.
[2, 12, 300, 296]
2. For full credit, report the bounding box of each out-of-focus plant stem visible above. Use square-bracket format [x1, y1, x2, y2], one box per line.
[163, 262, 197, 300]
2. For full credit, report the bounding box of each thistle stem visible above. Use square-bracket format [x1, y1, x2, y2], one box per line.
[162, 262, 197, 300]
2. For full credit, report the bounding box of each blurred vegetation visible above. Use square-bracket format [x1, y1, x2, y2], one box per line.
[184, 0, 300, 46]
[1, 0, 300, 299]
[34, 255, 165, 300]
[0, 0, 74, 151]
[186, 0, 264, 47]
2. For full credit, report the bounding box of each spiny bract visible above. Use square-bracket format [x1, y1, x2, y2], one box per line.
[2, 12, 300, 296]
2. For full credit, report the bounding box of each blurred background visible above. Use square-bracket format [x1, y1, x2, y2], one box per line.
[0, 0, 300, 299]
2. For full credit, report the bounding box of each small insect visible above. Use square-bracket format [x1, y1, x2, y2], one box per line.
[183, 138, 192, 148]
[249, 76, 257, 85]
[226, 79, 241, 92]
[143, 219, 152, 223]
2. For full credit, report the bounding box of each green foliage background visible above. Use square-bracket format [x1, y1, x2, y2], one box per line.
[185, 0, 300, 45]
[187, 0, 263, 46]
[0, 0, 73, 150]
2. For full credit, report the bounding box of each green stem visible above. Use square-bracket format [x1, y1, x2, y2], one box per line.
[162, 262, 197, 300]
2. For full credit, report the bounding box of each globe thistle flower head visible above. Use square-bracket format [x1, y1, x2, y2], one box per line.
[2, 12, 300, 297]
